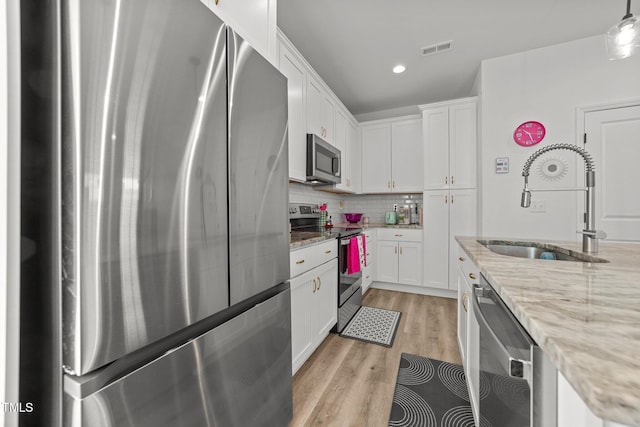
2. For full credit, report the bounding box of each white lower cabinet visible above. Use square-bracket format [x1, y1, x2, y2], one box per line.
[456, 245, 480, 425]
[290, 240, 338, 375]
[376, 229, 422, 286]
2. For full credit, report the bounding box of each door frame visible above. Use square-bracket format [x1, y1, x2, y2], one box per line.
[575, 98, 640, 241]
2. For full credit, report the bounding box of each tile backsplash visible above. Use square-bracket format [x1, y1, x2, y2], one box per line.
[289, 182, 422, 224]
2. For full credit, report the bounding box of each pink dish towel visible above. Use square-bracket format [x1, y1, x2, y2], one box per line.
[347, 235, 368, 275]
[358, 235, 367, 268]
[347, 237, 361, 274]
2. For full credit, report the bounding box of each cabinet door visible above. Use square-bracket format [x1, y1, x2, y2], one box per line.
[290, 272, 313, 374]
[391, 119, 423, 192]
[423, 107, 450, 190]
[448, 190, 477, 290]
[449, 101, 477, 189]
[376, 241, 398, 283]
[279, 43, 306, 182]
[398, 241, 422, 286]
[422, 190, 450, 289]
[311, 260, 338, 342]
[457, 265, 469, 368]
[306, 76, 323, 139]
[320, 94, 335, 144]
[347, 121, 360, 193]
[334, 110, 349, 192]
[205, 0, 273, 61]
[361, 124, 392, 193]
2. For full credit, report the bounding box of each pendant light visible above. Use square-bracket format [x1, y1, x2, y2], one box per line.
[606, 0, 640, 60]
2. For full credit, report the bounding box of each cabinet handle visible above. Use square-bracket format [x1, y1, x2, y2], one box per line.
[394, 234, 403, 237]
[388, 181, 391, 189]
[312, 278, 317, 293]
[451, 195, 454, 204]
[400, 246, 403, 255]
[395, 246, 397, 254]
[445, 176, 448, 184]
[393, 181, 395, 188]
[215, 0, 219, 4]
[469, 273, 477, 280]
[325, 250, 332, 254]
[462, 292, 468, 312]
[366, 275, 370, 279]
[317, 277, 321, 289]
[459, 256, 465, 262]
[445, 195, 448, 204]
[451, 176, 454, 185]
[295, 259, 305, 265]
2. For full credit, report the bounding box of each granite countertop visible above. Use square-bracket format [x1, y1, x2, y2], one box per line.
[342, 222, 423, 229]
[456, 236, 640, 426]
[289, 232, 336, 250]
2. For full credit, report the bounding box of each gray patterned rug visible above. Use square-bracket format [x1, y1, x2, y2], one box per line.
[339, 306, 401, 347]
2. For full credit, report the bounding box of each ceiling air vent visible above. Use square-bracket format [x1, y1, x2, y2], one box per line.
[421, 40, 453, 57]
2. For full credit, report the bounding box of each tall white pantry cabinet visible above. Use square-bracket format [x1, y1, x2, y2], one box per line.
[421, 98, 478, 290]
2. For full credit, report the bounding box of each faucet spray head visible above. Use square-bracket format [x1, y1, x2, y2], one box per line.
[521, 188, 531, 208]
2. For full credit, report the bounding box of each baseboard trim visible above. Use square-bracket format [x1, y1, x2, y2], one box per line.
[370, 282, 456, 299]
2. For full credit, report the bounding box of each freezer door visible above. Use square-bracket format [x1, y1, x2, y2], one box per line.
[64, 289, 292, 427]
[227, 30, 290, 305]
[61, 0, 229, 375]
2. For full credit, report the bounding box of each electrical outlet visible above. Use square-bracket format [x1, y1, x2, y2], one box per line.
[530, 200, 546, 213]
[393, 203, 398, 211]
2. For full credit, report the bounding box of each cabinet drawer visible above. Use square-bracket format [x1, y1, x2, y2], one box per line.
[457, 246, 480, 284]
[377, 228, 422, 242]
[290, 239, 337, 278]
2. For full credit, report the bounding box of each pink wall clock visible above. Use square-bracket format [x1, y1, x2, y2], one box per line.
[513, 121, 546, 146]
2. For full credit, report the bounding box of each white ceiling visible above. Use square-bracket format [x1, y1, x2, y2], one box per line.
[277, 0, 630, 119]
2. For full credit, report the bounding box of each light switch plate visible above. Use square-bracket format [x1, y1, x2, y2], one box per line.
[495, 157, 509, 174]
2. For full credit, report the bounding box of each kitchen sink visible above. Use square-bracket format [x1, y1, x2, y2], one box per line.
[477, 240, 608, 263]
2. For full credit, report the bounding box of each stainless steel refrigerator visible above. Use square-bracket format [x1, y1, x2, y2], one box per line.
[17, 0, 292, 425]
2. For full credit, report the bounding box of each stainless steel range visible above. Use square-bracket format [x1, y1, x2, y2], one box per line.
[289, 203, 363, 332]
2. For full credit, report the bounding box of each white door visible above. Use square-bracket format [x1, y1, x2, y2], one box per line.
[334, 110, 348, 191]
[290, 272, 313, 374]
[584, 105, 640, 241]
[392, 119, 423, 192]
[398, 241, 422, 286]
[449, 101, 477, 190]
[376, 241, 398, 283]
[361, 124, 392, 193]
[312, 260, 338, 341]
[423, 107, 449, 190]
[448, 189, 477, 290]
[306, 76, 322, 138]
[422, 190, 450, 289]
[279, 44, 306, 182]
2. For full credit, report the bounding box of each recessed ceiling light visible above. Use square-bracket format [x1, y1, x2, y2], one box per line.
[392, 65, 406, 74]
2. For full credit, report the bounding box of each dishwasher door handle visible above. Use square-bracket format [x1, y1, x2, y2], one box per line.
[473, 287, 533, 384]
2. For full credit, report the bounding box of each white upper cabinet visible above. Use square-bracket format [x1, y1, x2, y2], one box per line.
[307, 75, 335, 144]
[422, 98, 477, 190]
[361, 124, 393, 193]
[334, 109, 350, 192]
[347, 121, 361, 193]
[201, 0, 277, 62]
[361, 117, 422, 193]
[391, 119, 423, 192]
[278, 42, 306, 182]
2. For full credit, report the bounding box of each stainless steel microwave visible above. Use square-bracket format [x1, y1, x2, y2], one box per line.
[306, 133, 341, 185]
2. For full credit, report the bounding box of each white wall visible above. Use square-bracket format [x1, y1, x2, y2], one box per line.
[480, 35, 640, 240]
[1, 0, 21, 426]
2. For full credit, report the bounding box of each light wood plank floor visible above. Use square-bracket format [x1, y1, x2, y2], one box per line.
[290, 288, 461, 427]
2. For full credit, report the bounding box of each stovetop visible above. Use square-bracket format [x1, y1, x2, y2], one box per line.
[290, 226, 361, 242]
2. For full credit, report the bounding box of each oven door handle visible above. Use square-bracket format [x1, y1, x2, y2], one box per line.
[473, 286, 533, 385]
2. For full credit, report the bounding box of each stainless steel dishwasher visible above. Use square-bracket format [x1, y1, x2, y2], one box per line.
[473, 275, 557, 427]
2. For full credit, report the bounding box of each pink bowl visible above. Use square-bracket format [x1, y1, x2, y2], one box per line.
[344, 213, 363, 223]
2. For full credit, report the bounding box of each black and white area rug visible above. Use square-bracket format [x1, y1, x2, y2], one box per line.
[389, 353, 530, 427]
[339, 306, 401, 347]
